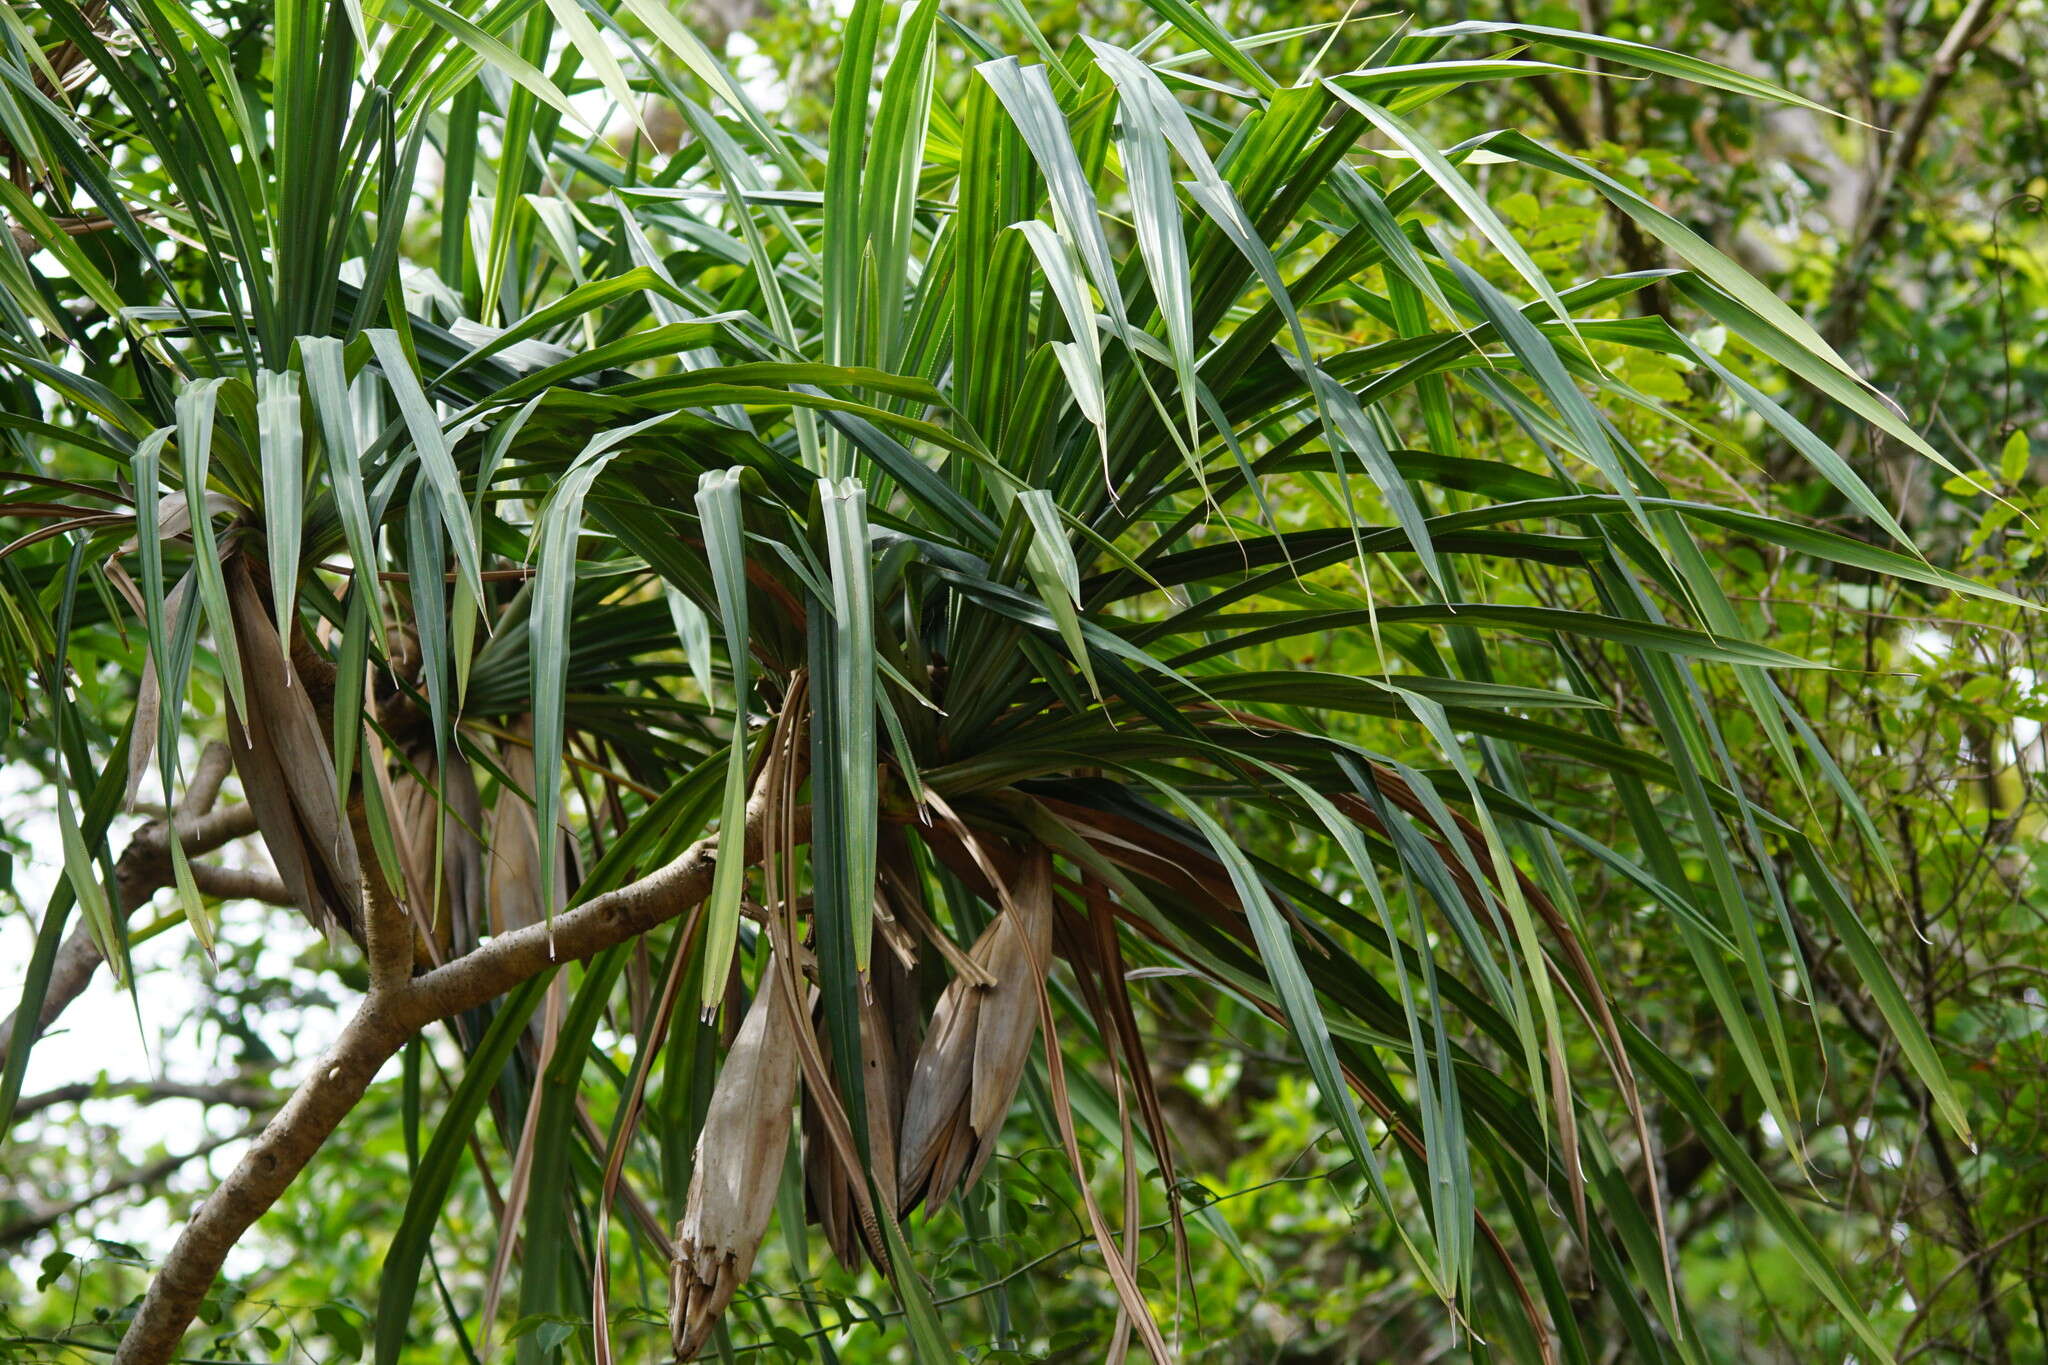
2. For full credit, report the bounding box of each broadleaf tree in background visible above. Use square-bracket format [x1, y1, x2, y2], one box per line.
[0, 1, 2036, 1362]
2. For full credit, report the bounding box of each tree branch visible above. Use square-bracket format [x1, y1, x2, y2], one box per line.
[402, 804, 809, 1026]
[13, 1079, 280, 1121]
[184, 863, 291, 907]
[1823, 0, 2008, 346]
[110, 779, 808, 1365]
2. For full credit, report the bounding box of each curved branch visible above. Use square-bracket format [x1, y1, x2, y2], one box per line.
[111, 782, 806, 1365]
[184, 863, 291, 907]
[401, 802, 810, 1027]
[107, 1003, 409, 1365]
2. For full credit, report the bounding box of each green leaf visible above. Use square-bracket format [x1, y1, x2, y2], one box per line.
[1791, 837, 1973, 1145]
[257, 369, 304, 647]
[301, 337, 386, 647]
[2001, 427, 2030, 484]
[1420, 20, 1853, 122]
[1131, 0, 1276, 94]
[1017, 489, 1099, 698]
[373, 977, 551, 1365]
[1145, 775, 1448, 1299]
[52, 760, 118, 987]
[694, 467, 753, 1011]
[529, 411, 673, 920]
[1168, 602, 1822, 670]
[1628, 1030, 1901, 1365]
[399, 0, 588, 130]
[1326, 89, 1575, 333]
[818, 477, 878, 970]
[367, 329, 486, 608]
[176, 378, 246, 721]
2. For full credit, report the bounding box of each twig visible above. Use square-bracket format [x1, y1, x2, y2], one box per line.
[0, 1123, 261, 1251]
[1795, 913, 2016, 1363]
[1823, 0, 2009, 347]
[12, 1079, 280, 1121]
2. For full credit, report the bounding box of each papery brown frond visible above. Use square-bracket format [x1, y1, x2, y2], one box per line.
[389, 741, 483, 966]
[897, 846, 1053, 1214]
[804, 945, 912, 1269]
[488, 719, 572, 936]
[671, 957, 799, 1361]
[225, 559, 362, 942]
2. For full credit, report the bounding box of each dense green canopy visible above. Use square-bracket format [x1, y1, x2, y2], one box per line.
[0, 2, 2042, 1363]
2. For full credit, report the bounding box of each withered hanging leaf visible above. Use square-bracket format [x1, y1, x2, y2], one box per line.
[125, 575, 190, 811]
[485, 720, 556, 937]
[389, 739, 484, 964]
[897, 846, 1053, 1214]
[804, 945, 911, 1269]
[225, 559, 362, 941]
[671, 955, 800, 1361]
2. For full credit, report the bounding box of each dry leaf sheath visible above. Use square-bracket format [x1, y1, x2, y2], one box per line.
[898, 847, 1055, 1213]
[223, 560, 362, 942]
[803, 945, 915, 1269]
[671, 954, 801, 1361]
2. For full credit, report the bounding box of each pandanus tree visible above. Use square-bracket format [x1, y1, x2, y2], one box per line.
[0, 1, 2010, 1360]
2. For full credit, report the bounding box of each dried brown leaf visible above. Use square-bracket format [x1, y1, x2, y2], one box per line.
[804, 949, 910, 1268]
[897, 846, 1053, 1213]
[671, 955, 799, 1361]
[226, 560, 361, 940]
